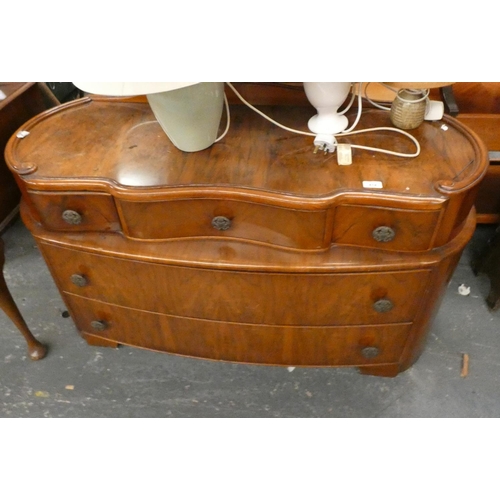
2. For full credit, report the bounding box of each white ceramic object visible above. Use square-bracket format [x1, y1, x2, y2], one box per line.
[73, 81, 224, 152]
[147, 82, 225, 152]
[303, 82, 352, 134]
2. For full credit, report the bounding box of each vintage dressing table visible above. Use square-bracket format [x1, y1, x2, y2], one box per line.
[5, 92, 488, 376]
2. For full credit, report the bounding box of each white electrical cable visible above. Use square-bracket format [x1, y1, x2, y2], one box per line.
[214, 92, 230, 143]
[340, 82, 363, 133]
[226, 82, 315, 137]
[339, 127, 421, 158]
[225, 82, 421, 158]
[363, 82, 394, 110]
[337, 84, 357, 115]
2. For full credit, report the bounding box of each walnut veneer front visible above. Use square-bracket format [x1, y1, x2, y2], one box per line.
[6, 95, 488, 376]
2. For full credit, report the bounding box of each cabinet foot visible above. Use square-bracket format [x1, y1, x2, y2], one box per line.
[486, 284, 500, 311]
[357, 364, 401, 377]
[81, 332, 120, 348]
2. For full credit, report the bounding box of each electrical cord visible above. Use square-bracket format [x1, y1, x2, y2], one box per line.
[340, 82, 363, 133]
[214, 92, 230, 143]
[339, 127, 421, 158]
[226, 82, 316, 138]
[225, 82, 421, 158]
[363, 82, 394, 110]
[337, 84, 357, 115]
[363, 83, 430, 111]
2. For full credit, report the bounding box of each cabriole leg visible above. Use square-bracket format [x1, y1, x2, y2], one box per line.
[0, 239, 47, 360]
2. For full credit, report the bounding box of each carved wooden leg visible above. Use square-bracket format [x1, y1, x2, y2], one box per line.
[0, 241, 47, 360]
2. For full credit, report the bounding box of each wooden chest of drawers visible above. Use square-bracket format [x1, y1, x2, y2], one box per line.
[6, 94, 488, 376]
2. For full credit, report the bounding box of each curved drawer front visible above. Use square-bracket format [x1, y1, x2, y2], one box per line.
[41, 243, 430, 326]
[64, 294, 412, 366]
[332, 204, 441, 251]
[117, 198, 328, 249]
[28, 191, 121, 232]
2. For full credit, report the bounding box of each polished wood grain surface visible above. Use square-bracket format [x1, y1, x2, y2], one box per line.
[7, 92, 488, 376]
[26, 208, 474, 372]
[6, 97, 486, 199]
[64, 293, 412, 367]
[5, 97, 488, 255]
[38, 241, 431, 326]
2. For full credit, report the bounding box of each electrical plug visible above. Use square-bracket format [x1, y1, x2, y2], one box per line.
[313, 134, 337, 154]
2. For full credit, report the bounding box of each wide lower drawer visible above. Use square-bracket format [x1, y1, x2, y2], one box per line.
[41, 242, 431, 326]
[117, 198, 329, 249]
[64, 294, 412, 366]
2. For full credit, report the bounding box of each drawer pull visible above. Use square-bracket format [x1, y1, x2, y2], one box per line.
[373, 299, 394, 313]
[361, 346, 380, 359]
[91, 320, 108, 331]
[62, 209, 82, 225]
[372, 226, 395, 242]
[70, 274, 88, 287]
[212, 216, 232, 231]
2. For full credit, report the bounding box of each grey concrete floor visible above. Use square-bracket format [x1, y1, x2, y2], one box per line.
[1, 216, 500, 418]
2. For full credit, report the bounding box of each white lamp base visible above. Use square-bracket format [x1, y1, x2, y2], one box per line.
[307, 113, 349, 135]
[303, 82, 352, 135]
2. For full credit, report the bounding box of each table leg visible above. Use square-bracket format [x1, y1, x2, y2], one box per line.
[0, 239, 47, 360]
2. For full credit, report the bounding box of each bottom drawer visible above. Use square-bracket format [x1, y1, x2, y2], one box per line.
[64, 294, 412, 367]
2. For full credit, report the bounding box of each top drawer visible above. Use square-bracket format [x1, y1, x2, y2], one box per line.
[117, 198, 329, 250]
[28, 191, 121, 232]
[332, 204, 441, 251]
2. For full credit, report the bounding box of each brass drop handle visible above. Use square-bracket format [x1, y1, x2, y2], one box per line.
[91, 320, 108, 331]
[212, 216, 232, 231]
[361, 346, 380, 359]
[372, 226, 395, 242]
[62, 209, 82, 225]
[373, 298, 394, 313]
[70, 274, 88, 287]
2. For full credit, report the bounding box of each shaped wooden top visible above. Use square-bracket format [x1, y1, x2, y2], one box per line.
[6, 96, 488, 203]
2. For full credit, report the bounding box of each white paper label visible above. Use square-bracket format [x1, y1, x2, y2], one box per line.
[362, 180, 383, 189]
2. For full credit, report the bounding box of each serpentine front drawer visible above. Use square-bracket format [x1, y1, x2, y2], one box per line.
[117, 198, 329, 249]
